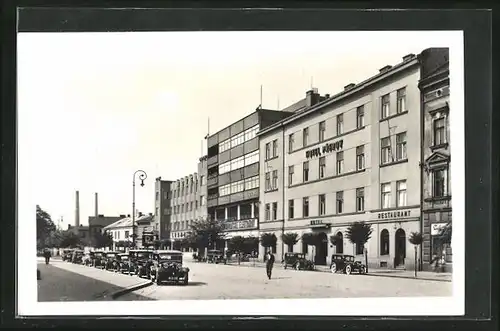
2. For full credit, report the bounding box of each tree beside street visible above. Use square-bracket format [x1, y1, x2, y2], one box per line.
[187, 217, 226, 251]
[329, 234, 343, 253]
[260, 233, 277, 261]
[228, 236, 246, 264]
[345, 221, 373, 272]
[408, 231, 423, 277]
[59, 231, 82, 248]
[36, 205, 57, 250]
[281, 232, 299, 252]
[92, 232, 114, 249]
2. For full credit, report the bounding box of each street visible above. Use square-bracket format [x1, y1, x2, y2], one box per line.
[37, 260, 153, 301]
[121, 260, 453, 300]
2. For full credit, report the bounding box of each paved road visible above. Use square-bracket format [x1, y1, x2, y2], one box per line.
[122, 260, 453, 300]
[37, 261, 153, 301]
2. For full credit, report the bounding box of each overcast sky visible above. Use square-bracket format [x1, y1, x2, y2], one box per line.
[17, 31, 455, 228]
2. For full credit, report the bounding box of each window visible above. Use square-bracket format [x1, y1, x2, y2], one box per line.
[265, 204, 270, 221]
[319, 121, 326, 142]
[303, 161, 309, 182]
[356, 188, 365, 212]
[288, 133, 294, 152]
[397, 87, 406, 113]
[265, 142, 271, 160]
[433, 169, 447, 197]
[303, 197, 309, 217]
[201, 195, 206, 206]
[219, 161, 231, 174]
[195, 201, 198, 209]
[381, 137, 392, 164]
[356, 105, 365, 128]
[381, 94, 390, 119]
[396, 180, 407, 207]
[125, 231, 129, 239]
[319, 156, 326, 178]
[396, 132, 407, 160]
[219, 139, 231, 152]
[244, 150, 259, 165]
[355, 243, 364, 255]
[434, 117, 446, 145]
[231, 132, 245, 148]
[336, 151, 344, 175]
[265, 172, 271, 191]
[303, 127, 309, 147]
[230, 155, 245, 170]
[272, 202, 278, 220]
[288, 165, 294, 186]
[381, 183, 391, 209]
[319, 194, 326, 215]
[336, 191, 344, 214]
[155, 207, 159, 216]
[244, 176, 259, 190]
[244, 125, 259, 141]
[219, 184, 231, 196]
[356, 145, 365, 170]
[336, 114, 344, 135]
[288, 199, 294, 219]
[272, 140, 278, 157]
[190, 202, 193, 211]
[272, 170, 278, 190]
[380, 229, 389, 255]
[155, 192, 159, 200]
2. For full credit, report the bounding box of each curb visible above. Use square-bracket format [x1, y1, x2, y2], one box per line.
[110, 281, 154, 299]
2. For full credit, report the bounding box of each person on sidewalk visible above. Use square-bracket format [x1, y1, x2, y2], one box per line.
[43, 248, 51, 265]
[265, 250, 275, 280]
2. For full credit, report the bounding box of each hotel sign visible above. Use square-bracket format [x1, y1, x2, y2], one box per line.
[224, 218, 257, 231]
[378, 210, 412, 220]
[305, 139, 344, 159]
[310, 220, 323, 225]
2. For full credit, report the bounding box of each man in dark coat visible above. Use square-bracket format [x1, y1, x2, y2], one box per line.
[43, 248, 51, 265]
[265, 250, 275, 280]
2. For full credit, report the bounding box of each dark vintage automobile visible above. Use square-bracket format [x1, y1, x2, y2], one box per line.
[92, 251, 106, 268]
[114, 253, 134, 275]
[283, 252, 315, 270]
[206, 249, 226, 264]
[130, 249, 154, 278]
[330, 254, 367, 275]
[149, 250, 189, 285]
[62, 249, 74, 262]
[103, 251, 119, 270]
[71, 250, 84, 264]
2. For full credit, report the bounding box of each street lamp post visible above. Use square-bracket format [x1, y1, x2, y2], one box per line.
[132, 170, 147, 248]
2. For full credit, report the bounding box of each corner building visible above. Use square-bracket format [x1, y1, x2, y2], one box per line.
[258, 52, 431, 270]
[206, 109, 295, 249]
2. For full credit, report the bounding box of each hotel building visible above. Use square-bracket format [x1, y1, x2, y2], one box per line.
[418, 48, 452, 271]
[257, 51, 435, 269]
[205, 108, 301, 248]
[170, 157, 208, 250]
[154, 177, 173, 241]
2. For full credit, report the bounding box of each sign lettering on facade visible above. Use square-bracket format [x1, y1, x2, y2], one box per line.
[377, 210, 412, 219]
[305, 139, 344, 159]
[224, 219, 257, 231]
[310, 220, 323, 226]
[431, 223, 447, 236]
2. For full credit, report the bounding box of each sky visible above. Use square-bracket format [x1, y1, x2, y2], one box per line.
[17, 31, 455, 229]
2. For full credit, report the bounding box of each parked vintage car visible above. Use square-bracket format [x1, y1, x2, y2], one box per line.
[283, 252, 315, 270]
[62, 249, 74, 262]
[103, 251, 119, 270]
[114, 253, 134, 275]
[92, 251, 106, 268]
[330, 254, 367, 275]
[130, 249, 154, 278]
[206, 249, 226, 264]
[82, 252, 93, 266]
[71, 250, 84, 264]
[149, 250, 189, 285]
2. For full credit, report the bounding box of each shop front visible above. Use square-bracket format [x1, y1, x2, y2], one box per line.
[221, 218, 259, 254]
[423, 210, 452, 272]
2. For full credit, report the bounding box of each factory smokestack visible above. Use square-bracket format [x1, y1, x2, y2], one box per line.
[95, 192, 98, 217]
[75, 190, 80, 227]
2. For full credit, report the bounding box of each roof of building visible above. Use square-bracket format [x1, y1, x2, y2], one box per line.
[88, 215, 123, 227]
[103, 217, 133, 230]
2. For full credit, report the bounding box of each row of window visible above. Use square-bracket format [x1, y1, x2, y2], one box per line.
[172, 220, 193, 231]
[219, 125, 260, 153]
[381, 87, 407, 119]
[171, 175, 206, 198]
[218, 176, 259, 197]
[219, 150, 259, 174]
[265, 139, 279, 160]
[172, 195, 206, 214]
[111, 230, 130, 240]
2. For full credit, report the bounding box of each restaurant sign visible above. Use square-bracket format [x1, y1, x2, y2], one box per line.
[305, 139, 344, 159]
[377, 210, 412, 220]
[224, 218, 257, 231]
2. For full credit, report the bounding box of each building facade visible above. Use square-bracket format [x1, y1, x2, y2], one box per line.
[154, 177, 173, 240]
[205, 109, 298, 249]
[170, 157, 208, 249]
[88, 215, 124, 238]
[102, 217, 133, 250]
[418, 48, 452, 271]
[258, 52, 426, 269]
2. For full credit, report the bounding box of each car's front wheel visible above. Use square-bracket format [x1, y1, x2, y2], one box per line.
[360, 266, 366, 274]
[330, 263, 337, 273]
[345, 264, 352, 275]
[183, 275, 189, 286]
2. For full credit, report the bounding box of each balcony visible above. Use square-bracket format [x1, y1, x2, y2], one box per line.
[207, 176, 218, 188]
[207, 198, 218, 208]
[207, 155, 218, 167]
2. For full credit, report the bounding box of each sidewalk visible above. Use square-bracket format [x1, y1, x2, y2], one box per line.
[221, 259, 451, 282]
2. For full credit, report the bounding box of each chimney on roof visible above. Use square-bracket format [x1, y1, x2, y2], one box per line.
[305, 89, 321, 108]
[344, 83, 355, 91]
[379, 65, 392, 73]
[403, 53, 415, 62]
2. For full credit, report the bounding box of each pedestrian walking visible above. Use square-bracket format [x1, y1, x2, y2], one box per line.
[265, 250, 275, 280]
[43, 248, 51, 265]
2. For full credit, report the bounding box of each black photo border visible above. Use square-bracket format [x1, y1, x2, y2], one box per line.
[1, 2, 496, 330]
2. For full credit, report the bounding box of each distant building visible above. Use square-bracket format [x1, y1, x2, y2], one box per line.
[154, 177, 173, 240]
[88, 214, 125, 237]
[67, 224, 90, 242]
[102, 217, 133, 250]
[103, 213, 157, 250]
